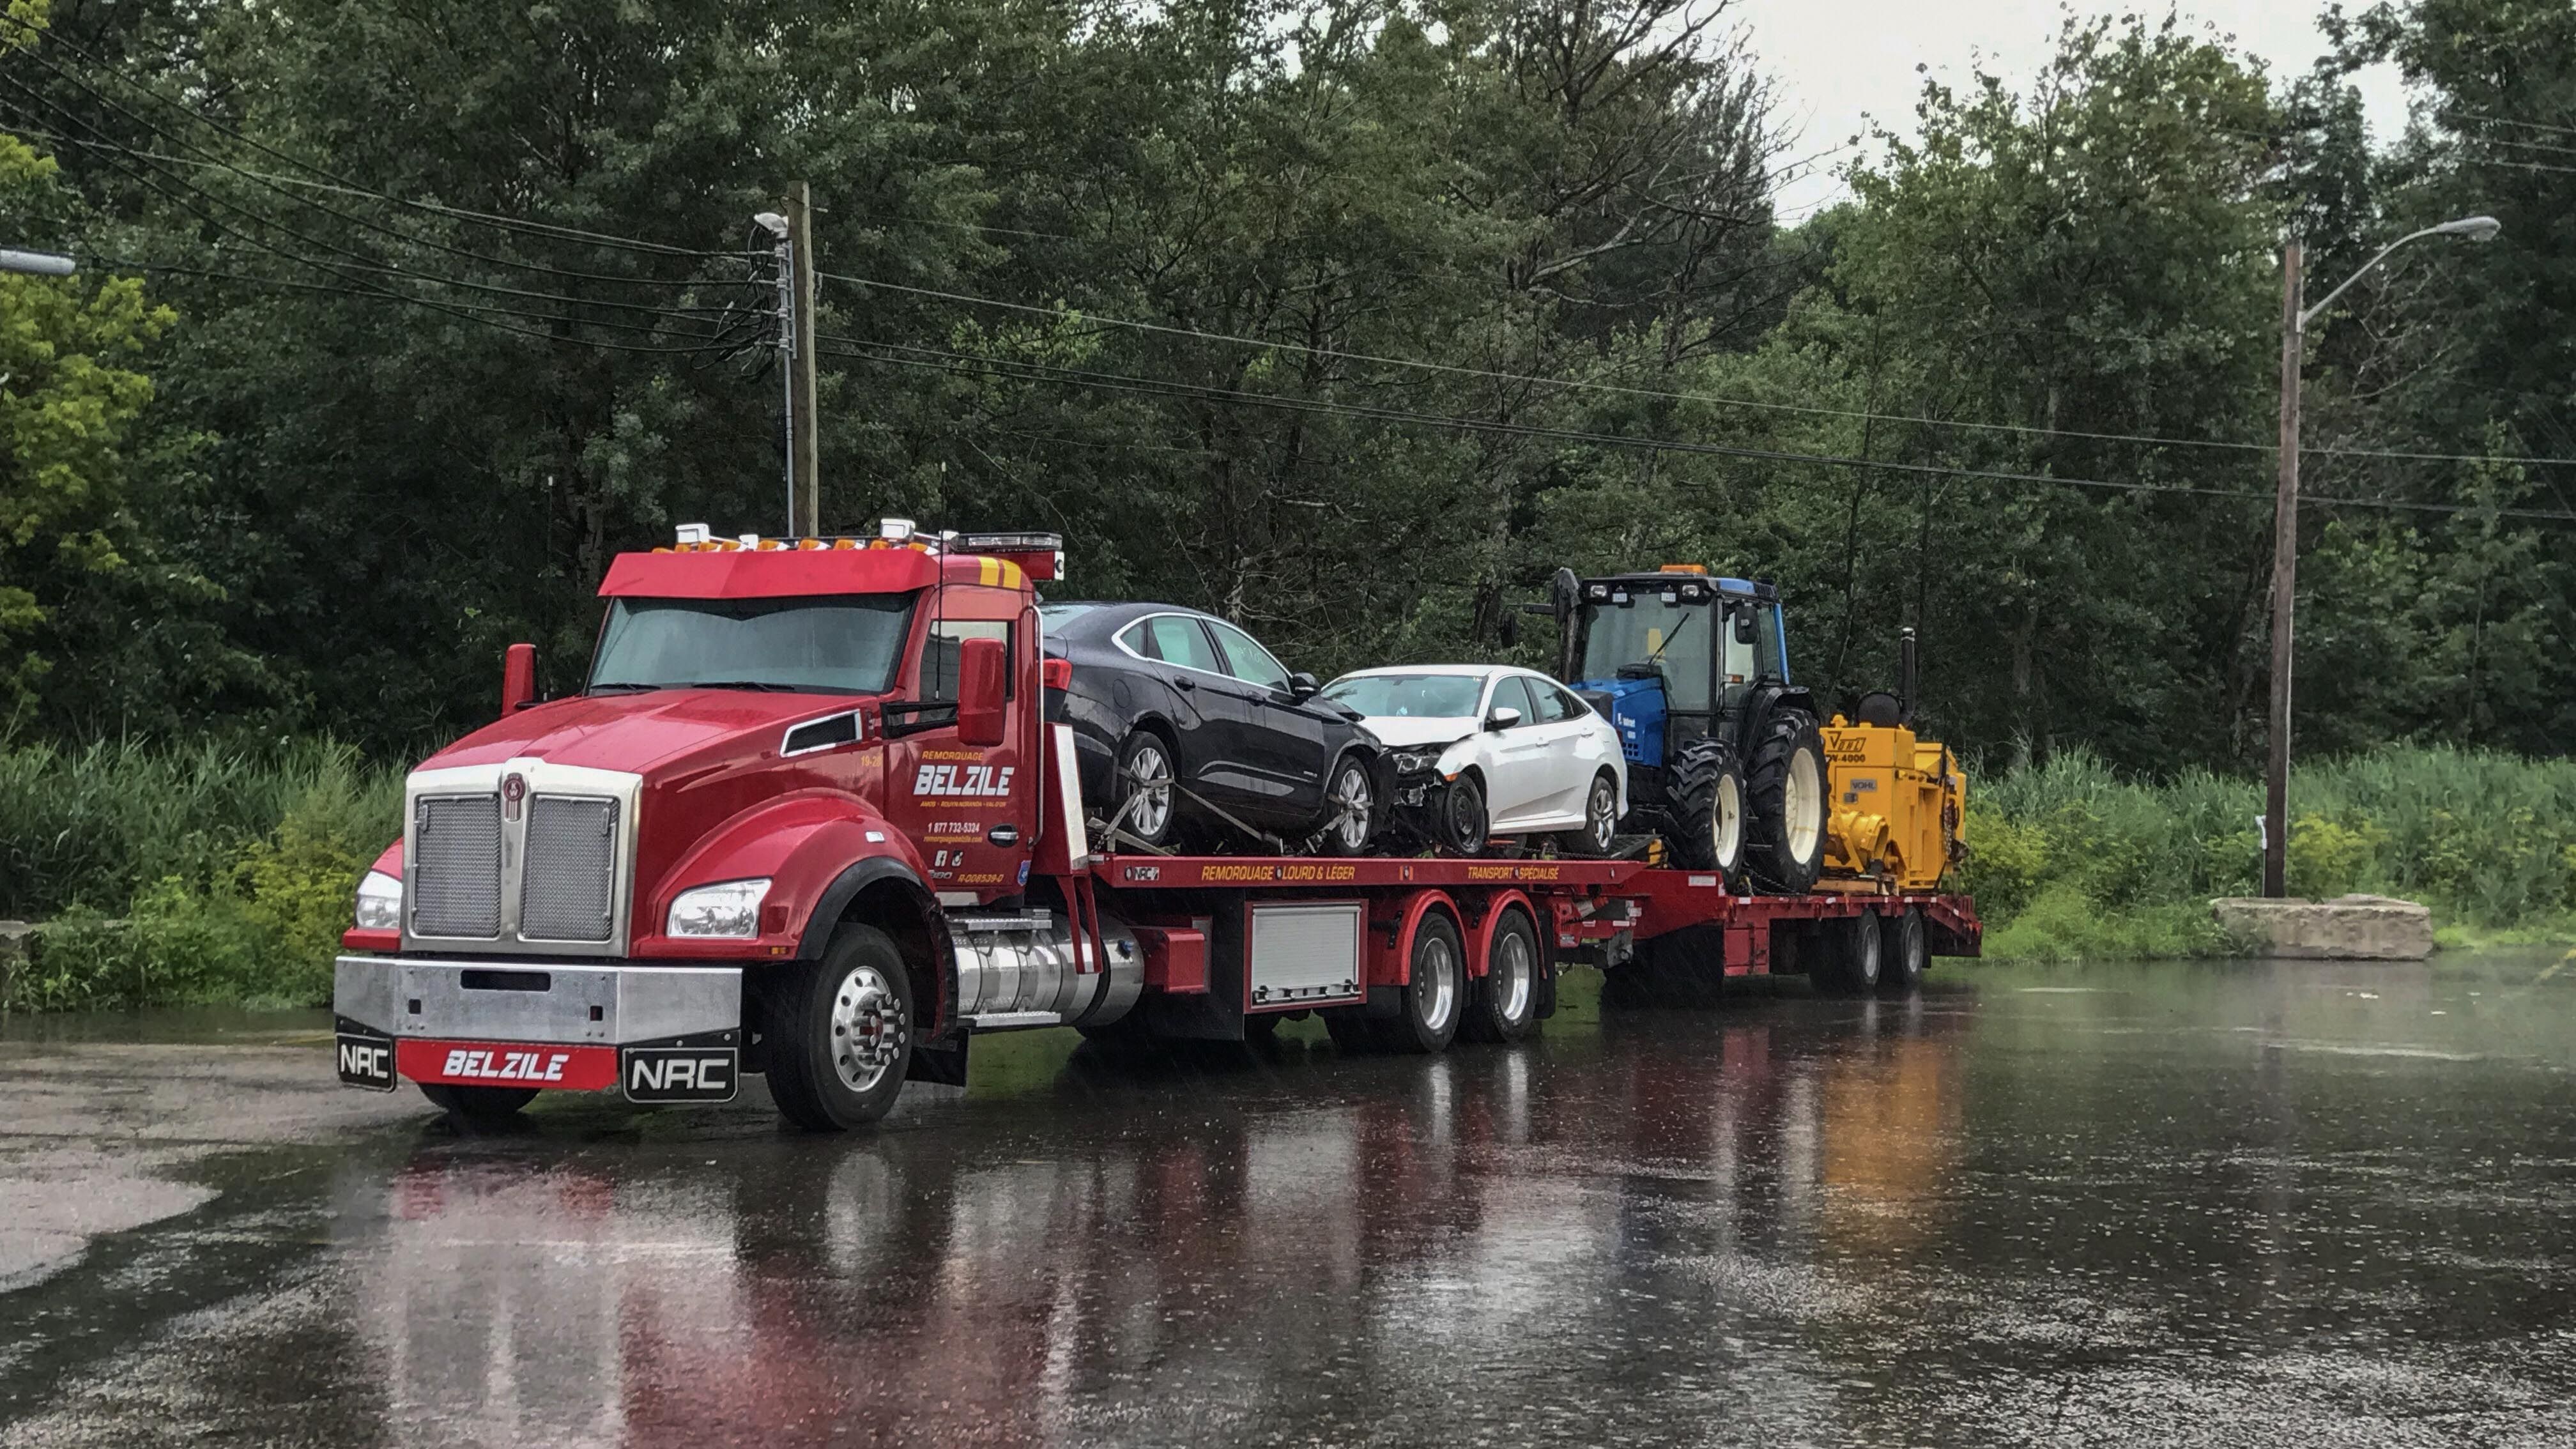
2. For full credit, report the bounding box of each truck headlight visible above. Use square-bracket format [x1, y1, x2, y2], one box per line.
[354, 870, 404, 931]
[666, 878, 772, 939]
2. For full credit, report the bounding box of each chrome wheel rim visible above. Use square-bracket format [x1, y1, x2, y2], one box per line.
[1784, 747, 1822, 863]
[1586, 778, 1616, 851]
[1329, 765, 1372, 850]
[1416, 935, 1459, 1033]
[1492, 929, 1533, 1023]
[1126, 742, 1173, 839]
[1713, 773, 1744, 868]
[829, 964, 906, 1094]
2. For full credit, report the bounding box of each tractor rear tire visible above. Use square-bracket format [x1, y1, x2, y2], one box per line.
[1744, 710, 1828, 894]
[1665, 736, 1747, 878]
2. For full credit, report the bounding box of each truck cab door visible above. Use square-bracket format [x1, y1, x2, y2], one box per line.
[887, 592, 1038, 903]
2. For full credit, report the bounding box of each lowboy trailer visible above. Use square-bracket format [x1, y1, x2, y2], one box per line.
[332, 523, 1979, 1130]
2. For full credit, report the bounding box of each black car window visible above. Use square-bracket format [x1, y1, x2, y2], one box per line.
[1144, 615, 1223, 673]
[1116, 620, 1154, 659]
[1204, 618, 1291, 692]
[1489, 675, 1538, 725]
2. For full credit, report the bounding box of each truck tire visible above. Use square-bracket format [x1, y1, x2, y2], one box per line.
[1560, 769, 1621, 857]
[1460, 907, 1542, 1043]
[1112, 730, 1181, 849]
[1811, 913, 1881, 996]
[418, 1084, 537, 1123]
[763, 924, 915, 1131]
[1744, 710, 1828, 893]
[1386, 913, 1466, 1053]
[1876, 907, 1928, 995]
[1665, 737, 1746, 877]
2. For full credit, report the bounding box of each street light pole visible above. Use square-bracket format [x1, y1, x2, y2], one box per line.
[2263, 214, 2500, 898]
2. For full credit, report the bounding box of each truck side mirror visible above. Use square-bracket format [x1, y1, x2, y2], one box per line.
[1733, 611, 1757, 645]
[502, 643, 537, 716]
[957, 635, 1008, 746]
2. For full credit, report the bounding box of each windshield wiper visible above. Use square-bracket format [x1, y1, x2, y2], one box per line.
[677, 680, 809, 693]
[1643, 608, 1694, 667]
[586, 682, 670, 694]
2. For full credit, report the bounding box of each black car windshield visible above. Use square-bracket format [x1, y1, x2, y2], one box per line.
[589, 594, 914, 695]
[1320, 673, 1485, 718]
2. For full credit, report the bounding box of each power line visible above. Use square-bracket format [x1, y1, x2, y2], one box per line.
[0, 68, 758, 318]
[818, 269, 2576, 471]
[0, 79, 759, 344]
[0, 15, 764, 265]
[89, 255, 773, 349]
[818, 334, 2576, 525]
[2450, 109, 2576, 141]
[17, 96, 745, 356]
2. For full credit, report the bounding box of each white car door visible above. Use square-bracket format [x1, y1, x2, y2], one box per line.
[1528, 677, 1617, 824]
[1478, 674, 1561, 831]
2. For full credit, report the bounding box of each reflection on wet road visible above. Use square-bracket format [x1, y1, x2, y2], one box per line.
[7, 954, 2576, 1446]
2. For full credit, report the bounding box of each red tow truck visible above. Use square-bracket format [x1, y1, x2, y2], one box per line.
[332, 523, 1981, 1128]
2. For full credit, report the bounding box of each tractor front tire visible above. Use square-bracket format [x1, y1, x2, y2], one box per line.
[1665, 737, 1747, 877]
[1744, 710, 1828, 893]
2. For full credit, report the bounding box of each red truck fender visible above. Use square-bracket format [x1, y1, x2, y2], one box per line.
[636, 791, 936, 963]
[1368, 889, 1461, 989]
[1464, 889, 1540, 979]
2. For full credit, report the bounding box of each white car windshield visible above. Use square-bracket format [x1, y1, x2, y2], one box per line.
[1321, 673, 1484, 718]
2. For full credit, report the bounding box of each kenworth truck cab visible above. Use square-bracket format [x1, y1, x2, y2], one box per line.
[334, 521, 1113, 1130]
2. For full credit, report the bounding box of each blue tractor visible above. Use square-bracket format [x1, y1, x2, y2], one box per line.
[1515, 565, 1831, 891]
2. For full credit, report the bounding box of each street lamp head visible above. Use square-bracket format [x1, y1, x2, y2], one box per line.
[751, 211, 789, 238]
[2434, 214, 2502, 241]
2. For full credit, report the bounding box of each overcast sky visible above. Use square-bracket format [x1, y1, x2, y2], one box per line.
[1742, 0, 2411, 218]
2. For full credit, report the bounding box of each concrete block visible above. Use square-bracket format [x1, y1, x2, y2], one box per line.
[2209, 894, 2434, 960]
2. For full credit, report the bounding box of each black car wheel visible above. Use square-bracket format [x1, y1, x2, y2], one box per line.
[1439, 774, 1490, 855]
[1316, 753, 1376, 856]
[1112, 730, 1179, 848]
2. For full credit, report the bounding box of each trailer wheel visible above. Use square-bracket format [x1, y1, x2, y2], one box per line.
[418, 1084, 536, 1123]
[1811, 913, 1882, 996]
[1876, 908, 1928, 995]
[763, 924, 916, 1131]
[1388, 913, 1467, 1052]
[1461, 908, 1542, 1043]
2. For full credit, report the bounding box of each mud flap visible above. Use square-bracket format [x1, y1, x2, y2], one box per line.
[908, 1032, 970, 1087]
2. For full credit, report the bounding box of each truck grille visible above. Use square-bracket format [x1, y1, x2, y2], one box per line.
[412, 793, 503, 937]
[519, 795, 619, 942]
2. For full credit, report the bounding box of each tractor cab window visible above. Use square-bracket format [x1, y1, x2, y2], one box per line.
[920, 617, 1013, 703]
[1578, 593, 1713, 714]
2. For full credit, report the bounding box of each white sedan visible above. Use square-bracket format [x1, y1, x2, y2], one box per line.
[1321, 665, 1627, 856]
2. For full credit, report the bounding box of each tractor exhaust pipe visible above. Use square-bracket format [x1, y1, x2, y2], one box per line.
[1898, 627, 1918, 724]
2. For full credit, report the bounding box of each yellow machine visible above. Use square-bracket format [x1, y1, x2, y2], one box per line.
[1814, 631, 1967, 893]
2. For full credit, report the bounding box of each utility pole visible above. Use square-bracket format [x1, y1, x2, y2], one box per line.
[2264, 240, 2301, 900]
[786, 182, 821, 537]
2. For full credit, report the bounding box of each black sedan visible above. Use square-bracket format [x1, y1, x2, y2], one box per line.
[1038, 602, 1379, 853]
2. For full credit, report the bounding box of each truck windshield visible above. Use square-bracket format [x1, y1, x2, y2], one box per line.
[589, 594, 914, 695]
[1320, 673, 1485, 719]
[1579, 598, 1713, 713]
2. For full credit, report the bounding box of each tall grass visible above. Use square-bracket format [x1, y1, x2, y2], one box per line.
[0, 740, 404, 1010]
[1963, 746, 2576, 960]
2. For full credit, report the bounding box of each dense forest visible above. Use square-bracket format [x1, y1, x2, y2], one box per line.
[0, 0, 2568, 778]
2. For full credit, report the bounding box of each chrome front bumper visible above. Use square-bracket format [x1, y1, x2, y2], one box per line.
[333, 955, 742, 1045]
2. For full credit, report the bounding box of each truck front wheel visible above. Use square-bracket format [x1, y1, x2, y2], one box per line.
[763, 924, 916, 1130]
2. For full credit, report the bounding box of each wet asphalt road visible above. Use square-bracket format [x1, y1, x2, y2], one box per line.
[4, 952, 2575, 1447]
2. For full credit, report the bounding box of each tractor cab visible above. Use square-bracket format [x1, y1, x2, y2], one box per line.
[1558, 567, 1786, 772]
